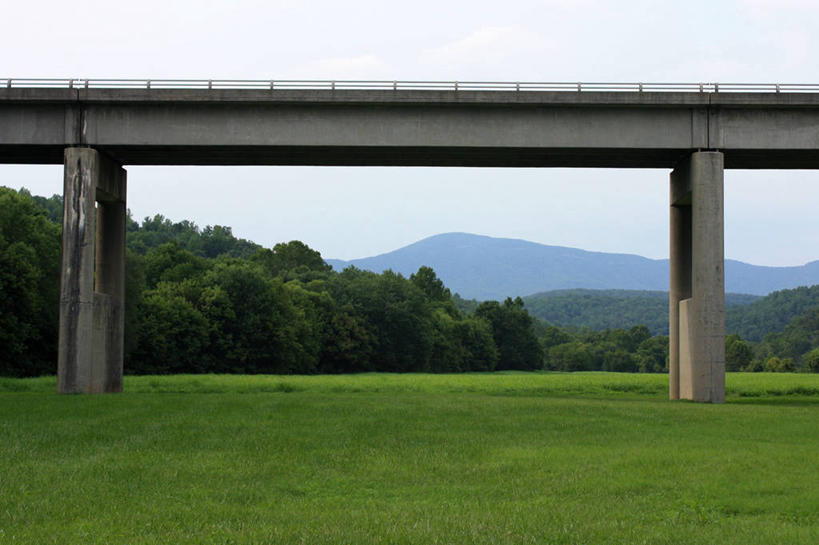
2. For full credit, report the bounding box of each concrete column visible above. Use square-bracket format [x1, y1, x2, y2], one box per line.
[92, 199, 126, 393]
[669, 152, 725, 403]
[58, 148, 127, 394]
[668, 195, 691, 400]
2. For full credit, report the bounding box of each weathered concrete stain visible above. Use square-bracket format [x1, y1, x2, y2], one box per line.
[58, 148, 126, 394]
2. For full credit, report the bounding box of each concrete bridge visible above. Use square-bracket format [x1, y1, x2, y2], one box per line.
[3, 79, 819, 402]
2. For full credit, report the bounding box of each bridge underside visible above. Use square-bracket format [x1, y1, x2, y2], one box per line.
[3, 145, 819, 169]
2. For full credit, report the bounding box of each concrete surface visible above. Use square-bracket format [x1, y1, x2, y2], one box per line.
[669, 152, 726, 403]
[1, 89, 818, 167]
[58, 148, 126, 394]
[678, 298, 693, 400]
[668, 197, 692, 400]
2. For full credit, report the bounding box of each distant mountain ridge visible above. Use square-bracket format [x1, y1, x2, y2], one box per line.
[327, 233, 819, 300]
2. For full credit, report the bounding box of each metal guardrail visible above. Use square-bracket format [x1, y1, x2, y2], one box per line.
[2, 78, 819, 93]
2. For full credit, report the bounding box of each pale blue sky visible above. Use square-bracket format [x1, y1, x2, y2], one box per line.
[2, 0, 818, 265]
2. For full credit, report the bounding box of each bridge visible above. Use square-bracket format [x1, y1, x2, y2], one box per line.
[3, 79, 819, 401]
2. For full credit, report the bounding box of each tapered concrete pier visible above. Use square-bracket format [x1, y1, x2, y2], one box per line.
[669, 152, 726, 403]
[58, 148, 127, 394]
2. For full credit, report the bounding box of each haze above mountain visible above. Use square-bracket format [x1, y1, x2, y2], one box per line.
[326, 233, 819, 300]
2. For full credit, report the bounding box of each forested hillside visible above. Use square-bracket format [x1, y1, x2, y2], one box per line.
[523, 286, 819, 372]
[725, 285, 819, 341]
[2, 186, 818, 377]
[521, 286, 819, 343]
[523, 289, 759, 335]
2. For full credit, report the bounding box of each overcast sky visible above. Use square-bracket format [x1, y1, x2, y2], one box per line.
[3, 0, 819, 265]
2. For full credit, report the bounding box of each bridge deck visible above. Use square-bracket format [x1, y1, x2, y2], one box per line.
[1, 89, 818, 168]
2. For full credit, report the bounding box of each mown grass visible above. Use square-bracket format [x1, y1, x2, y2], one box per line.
[1, 372, 817, 544]
[3, 371, 819, 399]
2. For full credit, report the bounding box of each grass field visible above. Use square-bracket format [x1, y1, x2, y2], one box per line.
[1, 372, 817, 544]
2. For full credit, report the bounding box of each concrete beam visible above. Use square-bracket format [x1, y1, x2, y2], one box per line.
[669, 152, 725, 403]
[3, 89, 819, 167]
[58, 148, 126, 394]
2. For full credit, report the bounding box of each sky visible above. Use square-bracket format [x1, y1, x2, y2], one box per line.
[2, 0, 819, 265]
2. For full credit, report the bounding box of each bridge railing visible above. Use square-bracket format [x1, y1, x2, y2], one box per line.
[3, 78, 819, 93]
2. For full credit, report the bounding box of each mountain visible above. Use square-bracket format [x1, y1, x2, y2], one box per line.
[327, 233, 819, 300]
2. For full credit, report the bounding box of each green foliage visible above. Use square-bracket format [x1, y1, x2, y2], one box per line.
[143, 242, 209, 288]
[764, 356, 796, 373]
[253, 240, 332, 280]
[0, 185, 685, 378]
[746, 306, 819, 371]
[635, 336, 669, 373]
[524, 289, 760, 336]
[127, 214, 203, 255]
[127, 214, 260, 258]
[764, 308, 819, 361]
[727, 285, 819, 341]
[802, 348, 819, 373]
[0, 188, 61, 376]
[10, 185, 786, 379]
[130, 285, 211, 374]
[543, 325, 666, 374]
[411, 265, 451, 302]
[203, 261, 312, 373]
[524, 289, 672, 335]
[332, 268, 432, 372]
[452, 292, 479, 315]
[452, 316, 499, 372]
[741, 357, 765, 373]
[427, 309, 499, 372]
[525, 284, 819, 374]
[201, 225, 256, 258]
[548, 341, 594, 371]
[475, 297, 543, 370]
[123, 249, 146, 361]
[541, 325, 573, 351]
[317, 303, 375, 373]
[30, 193, 63, 223]
[725, 334, 754, 372]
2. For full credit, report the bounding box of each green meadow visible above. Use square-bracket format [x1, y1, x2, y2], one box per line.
[1, 372, 817, 544]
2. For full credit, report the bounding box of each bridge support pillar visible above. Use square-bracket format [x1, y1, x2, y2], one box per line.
[669, 152, 725, 403]
[58, 148, 127, 394]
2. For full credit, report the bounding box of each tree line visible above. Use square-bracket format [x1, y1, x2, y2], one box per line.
[1, 186, 817, 377]
[521, 287, 819, 342]
[2, 187, 535, 376]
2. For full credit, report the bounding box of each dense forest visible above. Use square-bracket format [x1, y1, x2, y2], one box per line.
[522, 287, 819, 346]
[522, 289, 760, 336]
[2, 187, 530, 377]
[725, 285, 819, 341]
[1, 186, 818, 377]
